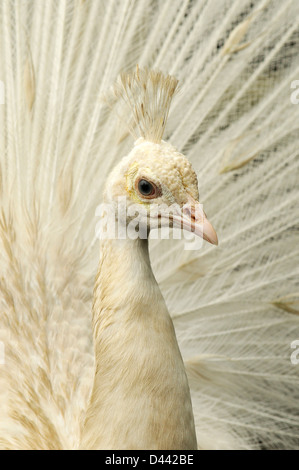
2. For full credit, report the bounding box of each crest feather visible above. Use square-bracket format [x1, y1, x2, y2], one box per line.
[104, 66, 178, 143]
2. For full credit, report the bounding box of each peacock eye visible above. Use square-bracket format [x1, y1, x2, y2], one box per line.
[137, 179, 156, 198]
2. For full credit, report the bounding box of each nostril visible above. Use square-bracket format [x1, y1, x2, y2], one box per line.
[183, 204, 197, 221]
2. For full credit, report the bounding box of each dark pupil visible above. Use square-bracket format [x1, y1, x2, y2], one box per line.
[138, 179, 153, 196]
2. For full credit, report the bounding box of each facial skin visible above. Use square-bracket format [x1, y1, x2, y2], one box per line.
[104, 138, 218, 245]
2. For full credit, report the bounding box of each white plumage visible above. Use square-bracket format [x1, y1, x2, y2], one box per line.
[0, 0, 298, 450]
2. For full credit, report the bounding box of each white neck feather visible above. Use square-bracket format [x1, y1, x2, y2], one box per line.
[80, 236, 197, 450]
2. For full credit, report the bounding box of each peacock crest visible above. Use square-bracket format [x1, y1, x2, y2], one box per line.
[104, 65, 178, 143]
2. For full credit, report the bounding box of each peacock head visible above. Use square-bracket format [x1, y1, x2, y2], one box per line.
[103, 137, 218, 245]
[102, 66, 218, 245]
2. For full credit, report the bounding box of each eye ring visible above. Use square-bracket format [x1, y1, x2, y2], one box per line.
[136, 178, 158, 199]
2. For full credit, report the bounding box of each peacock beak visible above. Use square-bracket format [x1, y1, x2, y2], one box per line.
[171, 195, 218, 245]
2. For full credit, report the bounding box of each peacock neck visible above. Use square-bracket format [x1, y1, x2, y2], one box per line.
[81, 236, 197, 450]
[93, 237, 157, 324]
